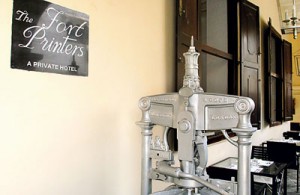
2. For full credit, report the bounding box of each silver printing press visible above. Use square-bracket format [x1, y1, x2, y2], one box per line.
[137, 37, 257, 195]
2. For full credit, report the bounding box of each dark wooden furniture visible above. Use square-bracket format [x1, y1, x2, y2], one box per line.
[267, 141, 299, 192]
[251, 145, 269, 160]
[283, 131, 300, 140]
[206, 157, 287, 195]
[291, 122, 300, 131]
[252, 183, 267, 195]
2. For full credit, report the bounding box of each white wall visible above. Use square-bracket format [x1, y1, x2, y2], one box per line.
[0, 0, 174, 194]
[0, 0, 290, 194]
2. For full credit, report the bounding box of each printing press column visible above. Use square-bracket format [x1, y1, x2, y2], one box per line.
[232, 98, 256, 195]
[137, 97, 154, 195]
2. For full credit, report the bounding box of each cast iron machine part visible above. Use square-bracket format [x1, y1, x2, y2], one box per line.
[137, 37, 256, 195]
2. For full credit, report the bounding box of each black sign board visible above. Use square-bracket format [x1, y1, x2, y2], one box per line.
[11, 0, 89, 76]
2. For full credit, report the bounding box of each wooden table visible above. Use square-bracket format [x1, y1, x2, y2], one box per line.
[206, 157, 287, 195]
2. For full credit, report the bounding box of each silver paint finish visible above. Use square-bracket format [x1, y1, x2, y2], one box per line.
[137, 37, 256, 195]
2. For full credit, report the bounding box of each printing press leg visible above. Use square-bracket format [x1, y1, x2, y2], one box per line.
[137, 121, 154, 195]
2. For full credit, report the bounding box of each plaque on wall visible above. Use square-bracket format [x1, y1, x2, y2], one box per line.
[11, 0, 89, 76]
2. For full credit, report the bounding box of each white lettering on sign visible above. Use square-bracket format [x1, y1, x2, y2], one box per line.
[15, 7, 87, 57]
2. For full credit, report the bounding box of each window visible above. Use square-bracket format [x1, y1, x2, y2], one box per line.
[176, 0, 260, 144]
[176, 0, 236, 94]
[265, 20, 283, 126]
[265, 20, 293, 125]
[199, 0, 231, 93]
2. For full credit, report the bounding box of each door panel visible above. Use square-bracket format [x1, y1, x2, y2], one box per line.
[240, 1, 260, 128]
[283, 40, 293, 121]
[242, 66, 259, 125]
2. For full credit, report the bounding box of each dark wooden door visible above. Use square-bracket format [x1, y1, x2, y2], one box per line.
[240, 1, 261, 128]
[265, 20, 283, 127]
[282, 40, 293, 121]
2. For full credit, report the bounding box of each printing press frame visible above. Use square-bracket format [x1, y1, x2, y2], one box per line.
[137, 37, 256, 195]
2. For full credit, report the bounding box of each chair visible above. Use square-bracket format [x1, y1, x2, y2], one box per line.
[267, 141, 299, 192]
[291, 122, 300, 131]
[251, 146, 269, 194]
[283, 131, 300, 140]
[251, 145, 268, 160]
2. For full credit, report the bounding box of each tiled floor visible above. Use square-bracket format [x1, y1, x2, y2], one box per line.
[287, 169, 299, 195]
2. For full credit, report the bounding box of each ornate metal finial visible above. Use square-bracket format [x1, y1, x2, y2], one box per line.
[182, 36, 203, 92]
